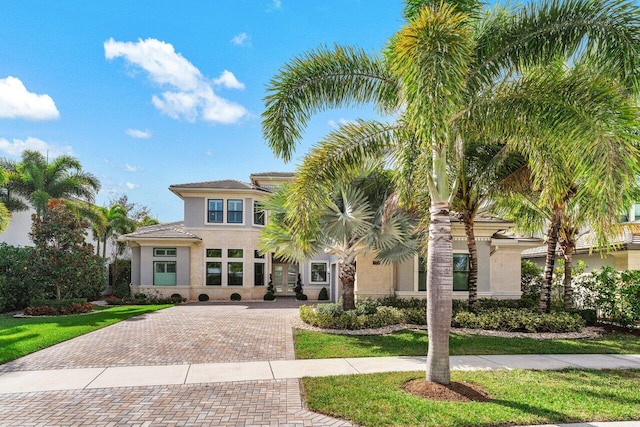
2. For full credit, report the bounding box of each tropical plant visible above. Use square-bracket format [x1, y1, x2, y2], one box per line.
[0, 166, 10, 233]
[28, 199, 107, 300]
[2, 150, 100, 218]
[262, 0, 640, 384]
[451, 140, 527, 311]
[259, 172, 417, 310]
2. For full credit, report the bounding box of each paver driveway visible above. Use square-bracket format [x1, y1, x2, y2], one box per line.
[0, 301, 351, 426]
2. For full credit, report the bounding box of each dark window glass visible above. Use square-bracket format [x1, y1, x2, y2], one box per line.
[228, 249, 243, 258]
[453, 254, 470, 291]
[228, 262, 243, 286]
[310, 263, 327, 283]
[206, 262, 221, 285]
[418, 257, 427, 291]
[206, 248, 222, 258]
[208, 199, 223, 223]
[254, 263, 265, 286]
[254, 201, 265, 225]
[254, 250, 264, 259]
[227, 199, 243, 223]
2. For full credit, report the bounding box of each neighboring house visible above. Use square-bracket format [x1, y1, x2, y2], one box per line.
[523, 205, 640, 271]
[0, 202, 118, 259]
[121, 172, 540, 302]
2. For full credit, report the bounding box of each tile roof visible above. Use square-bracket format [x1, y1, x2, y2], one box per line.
[169, 180, 256, 190]
[119, 222, 201, 241]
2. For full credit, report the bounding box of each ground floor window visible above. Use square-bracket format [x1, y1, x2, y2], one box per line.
[228, 262, 243, 286]
[453, 254, 470, 291]
[254, 263, 265, 286]
[154, 261, 176, 286]
[416, 254, 468, 291]
[206, 262, 222, 286]
[310, 262, 328, 284]
[418, 257, 427, 291]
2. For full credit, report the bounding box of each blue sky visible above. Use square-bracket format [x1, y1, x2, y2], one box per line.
[0, 1, 405, 222]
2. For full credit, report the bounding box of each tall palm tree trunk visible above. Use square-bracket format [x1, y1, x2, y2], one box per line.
[540, 206, 562, 313]
[339, 261, 356, 311]
[559, 233, 576, 310]
[426, 202, 453, 385]
[460, 212, 478, 312]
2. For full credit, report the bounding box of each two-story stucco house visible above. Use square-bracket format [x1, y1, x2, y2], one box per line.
[120, 172, 540, 302]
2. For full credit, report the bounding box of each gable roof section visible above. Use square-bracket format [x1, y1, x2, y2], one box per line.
[119, 222, 201, 242]
[169, 180, 255, 191]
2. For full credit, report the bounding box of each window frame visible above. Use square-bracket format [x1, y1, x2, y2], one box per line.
[309, 262, 329, 284]
[453, 253, 470, 291]
[253, 200, 265, 226]
[254, 262, 265, 286]
[154, 261, 177, 286]
[153, 247, 177, 257]
[206, 261, 222, 286]
[227, 262, 244, 286]
[207, 199, 224, 224]
[227, 199, 244, 224]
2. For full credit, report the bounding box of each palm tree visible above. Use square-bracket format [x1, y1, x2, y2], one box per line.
[93, 203, 135, 259]
[6, 150, 100, 218]
[262, 0, 640, 384]
[259, 172, 417, 311]
[450, 140, 527, 312]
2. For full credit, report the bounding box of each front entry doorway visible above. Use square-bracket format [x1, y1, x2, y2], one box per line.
[272, 263, 298, 295]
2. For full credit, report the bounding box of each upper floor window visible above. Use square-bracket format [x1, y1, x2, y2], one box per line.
[208, 199, 223, 223]
[227, 199, 243, 223]
[254, 201, 265, 225]
[154, 248, 176, 257]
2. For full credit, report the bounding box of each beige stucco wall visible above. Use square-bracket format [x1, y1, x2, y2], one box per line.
[354, 252, 395, 299]
[489, 247, 522, 298]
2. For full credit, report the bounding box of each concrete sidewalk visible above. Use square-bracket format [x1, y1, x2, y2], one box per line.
[1, 353, 639, 394]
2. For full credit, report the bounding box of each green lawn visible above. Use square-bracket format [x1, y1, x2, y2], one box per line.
[294, 329, 640, 359]
[0, 305, 171, 364]
[302, 369, 640, 427]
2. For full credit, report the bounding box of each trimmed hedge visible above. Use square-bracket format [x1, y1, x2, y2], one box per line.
[300, 298, 586, 332]
[452, 308, 585, 333]
[198, 293, 210, 302]
[230, 293, 242, 301]
[264, 292, 276, 301]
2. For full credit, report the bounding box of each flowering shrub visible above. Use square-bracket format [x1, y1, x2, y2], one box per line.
[573, 267, 640, 327]
[24, 299, 93, 316]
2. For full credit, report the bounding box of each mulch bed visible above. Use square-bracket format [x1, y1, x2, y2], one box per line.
[403, 379, 492, 402]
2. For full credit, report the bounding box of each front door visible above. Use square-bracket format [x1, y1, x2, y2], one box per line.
[273, 263, 298, 294]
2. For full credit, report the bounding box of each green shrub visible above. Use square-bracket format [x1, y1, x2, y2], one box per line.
[170, 293, 184, 304]
[452, 308, 584, 333]
[402, 307, 427, 325]
[363, 306, 406, 328]
[566, 308, 598, 326]
[574, 267, 640, 326]
[114, 282, 131, 299]
[230, 293, 241, 301]
[264, 292, 275, 301]
[318, 287, 329, 300]
[0, 243, 37, 312]
[296, 293, 308, 300]
[198, 293, 210, 302]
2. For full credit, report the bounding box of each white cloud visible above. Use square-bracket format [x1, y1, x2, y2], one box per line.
[0, 136, 73, 158]
[213, 70, 245, 90]
[105, 37, 247, 124]
[125, 182, 139, 190]
[231, 32, 251, 46]
[125, 128, 152, 139]
[125, 164, 140, 172]
[273, 0, 282, 9]
[0, 76, 60, 120]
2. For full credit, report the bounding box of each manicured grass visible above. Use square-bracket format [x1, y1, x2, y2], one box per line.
[294, 329, 640, 359]
[302, 369, 640, 427]
[0, 305, 171, 364]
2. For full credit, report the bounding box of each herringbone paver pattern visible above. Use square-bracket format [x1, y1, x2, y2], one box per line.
[0, 303, 297, 372]
[0, 380, 351, 426]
